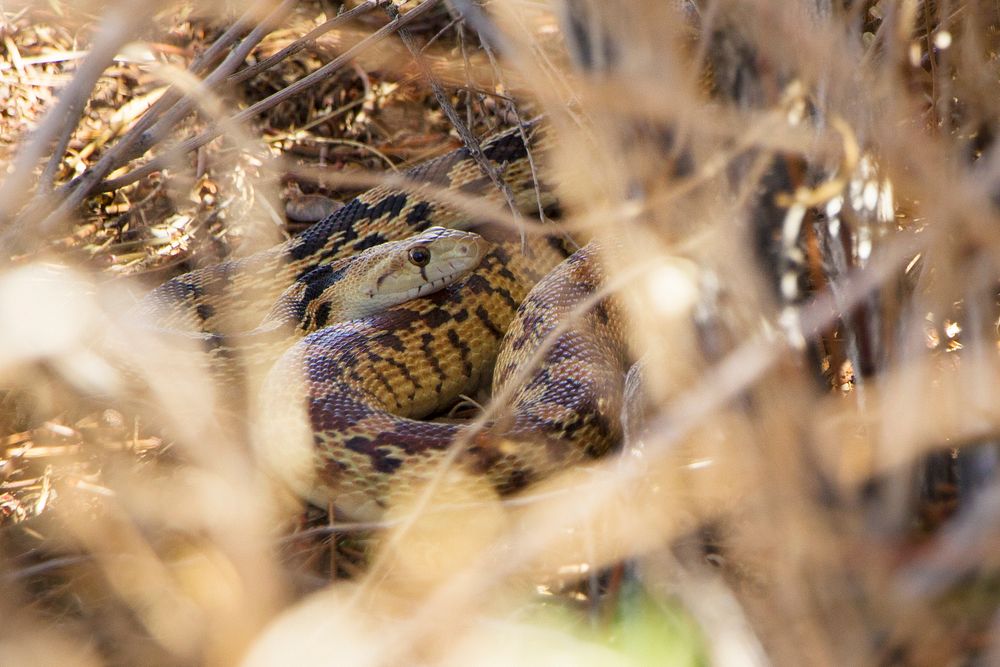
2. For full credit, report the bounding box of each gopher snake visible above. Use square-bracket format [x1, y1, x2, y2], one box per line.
[139, 123, 628, 519]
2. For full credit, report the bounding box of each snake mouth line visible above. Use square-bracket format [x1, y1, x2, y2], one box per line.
[410, 263, 474, 299]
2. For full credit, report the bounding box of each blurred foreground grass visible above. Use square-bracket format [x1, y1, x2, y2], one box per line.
[3, 1, 1000, 665]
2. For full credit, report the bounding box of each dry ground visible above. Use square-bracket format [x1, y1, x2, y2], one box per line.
[2, 1, 1000, 666]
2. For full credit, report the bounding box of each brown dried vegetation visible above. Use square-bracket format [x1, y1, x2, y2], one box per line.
[2, 1, 1000, 665]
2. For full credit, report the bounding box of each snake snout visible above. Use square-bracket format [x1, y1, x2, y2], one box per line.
[459, 235, 490, 262]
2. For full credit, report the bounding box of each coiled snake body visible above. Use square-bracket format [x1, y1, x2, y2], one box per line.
[140, 124, 628, 519]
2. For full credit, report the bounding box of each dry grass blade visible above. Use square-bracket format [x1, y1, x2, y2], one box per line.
[4, 0, 1000, 665]
[87, 0, 446, 195]
[0, 0, 153, 234]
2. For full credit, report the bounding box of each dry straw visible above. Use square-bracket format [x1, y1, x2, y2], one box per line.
[1, 0, 998, 665]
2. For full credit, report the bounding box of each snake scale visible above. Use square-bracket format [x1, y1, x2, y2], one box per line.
[139, 122, 629, 519]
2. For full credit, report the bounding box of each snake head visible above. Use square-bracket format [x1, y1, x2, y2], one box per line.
[289, 226, 486, 325]
[360, 227, 490, 307]
[262, 228, 488, 333]
[261, 228, 489, 333]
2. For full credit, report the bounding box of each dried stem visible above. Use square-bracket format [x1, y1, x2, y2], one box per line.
[132, 0, 300, 164]
[3, 0, 444, 252]
[0, 0, 152, 237]
[227, 0, 388, 85]
[386, 2, 527, 246]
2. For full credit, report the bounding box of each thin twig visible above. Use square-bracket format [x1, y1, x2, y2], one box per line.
[1, 0, 287, 253]
[419, 14, 463, 55]
[227, 0, 387, 85]
[2, 555, 91, 583]
[16, 0, 444, 244]
[478, 31, 572, 248]
[133, 0, 299, 161]
[0, 0, 151, 228]
[441, 4, 477, 143]
[445, 0, 510, 55]
[385, 2, 527, 248]
[448, 0, 582, 138]
[116, 0, 278, 161]
[92, 0, 444, 194]
[37, 6, 149, 194]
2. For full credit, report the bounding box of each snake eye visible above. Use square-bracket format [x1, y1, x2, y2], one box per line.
[408, 246, 431, 267]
